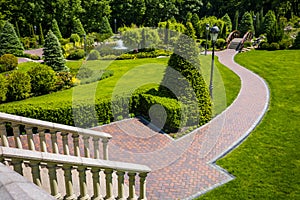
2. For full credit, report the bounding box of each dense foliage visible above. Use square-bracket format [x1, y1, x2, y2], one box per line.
[0, 21, 24, 56]
[0, 54, 18, 72]
[6, 71, 31, 101]
[28, 63, 57, 95]
[0, 74, 7, 102]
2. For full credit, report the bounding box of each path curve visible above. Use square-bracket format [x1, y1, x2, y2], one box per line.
[93, 49, 270, 199]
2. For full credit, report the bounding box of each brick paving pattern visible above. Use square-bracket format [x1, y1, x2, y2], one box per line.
[92, 49, 270, 199]
[8, 49, 269, 199]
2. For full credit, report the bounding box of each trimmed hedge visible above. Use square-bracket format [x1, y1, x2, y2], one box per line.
[0, 92, 187, 132]
[0, 54, 18, 72]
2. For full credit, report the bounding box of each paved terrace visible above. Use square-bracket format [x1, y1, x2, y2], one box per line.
[91, 49, 270, 199]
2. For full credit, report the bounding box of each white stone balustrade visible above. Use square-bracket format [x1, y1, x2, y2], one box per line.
[0, 146, 151, 200]
[0, 112, 112, 159]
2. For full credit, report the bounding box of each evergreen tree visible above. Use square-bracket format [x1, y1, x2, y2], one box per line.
[160, 27, 212, 127]
[43, 30, 68, 72]
[263, 10, 277, 41]
[39, 23, 45, 45]
[98, 16, 113, 41]
[233, 10, 239, 30]
[0, 21, 24, 56]
[185, 22, 196, 40]
[239, 11, 254, 35]
[72, 17, 85, 36]
[222, 13, 232, 34]
[186, 12, 193, 22]
[51, 19, 62, 39]
[191, 13, 201, 38]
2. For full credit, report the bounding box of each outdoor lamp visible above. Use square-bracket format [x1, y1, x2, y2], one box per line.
[210, 25, 220, 43]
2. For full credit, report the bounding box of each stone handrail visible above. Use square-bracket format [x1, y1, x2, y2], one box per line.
[0, 146, 151, 199]
[0, 112, 112, 160]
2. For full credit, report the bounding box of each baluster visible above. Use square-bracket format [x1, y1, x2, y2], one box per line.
[102, 138, 109, 160]
[138, 173, 148, 200]
[104, 169, 114, 200]
[61, 132, 70, 155]
[11, 158, 23, 175]
[78, 166, 89, 200]
[93, 137, 100, 159]
[72, 133, 80, 157]
[128, 172, 137, 200]
[83, 136, 90, 158]
[47, 163, 62, 199]
[91, 168, 103, 200]
[30, 161, 42, 187]
[0, 123, 9, 147]
[39, 129, 47, 152]
[12, 124, 22, 149]
[63, 164, 76, 200]
[116, 171, 126, 200]
[25, 127, 35, 151]
[50, 131, 59, 154]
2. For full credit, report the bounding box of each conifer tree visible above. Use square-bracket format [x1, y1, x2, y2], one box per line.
[39, 23, 45, 45]
[0, 21, 24, 56]
[43, 30, 68, 72]
[72, 18, 85, 36]
[239, 11, 254, 35]
[99, 16, 113, 36]
[160, 26, 212, 127]
[185, 22, 196, 40]
[222, 13, 232, 34]
[191, 13, 201, 38]
[51, 19, 62, 39]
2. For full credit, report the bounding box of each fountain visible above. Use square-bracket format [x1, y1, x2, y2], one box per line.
[113, 39, 128, 50]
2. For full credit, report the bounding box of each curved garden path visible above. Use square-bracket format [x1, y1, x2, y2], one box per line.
[92, 49, 270, 199]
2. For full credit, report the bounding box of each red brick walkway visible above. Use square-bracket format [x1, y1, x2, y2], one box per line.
[92, 49, 270, 199]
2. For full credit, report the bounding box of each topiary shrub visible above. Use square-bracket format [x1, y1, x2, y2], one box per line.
[259, 42, 269, 50]
[67, 49, 85, 60]
[0, 74, 8, 102]
[87, 50, 100, 60]
[6, 71, 31, 101]
[279, 39, 292, 50]
[0, 54, 18, 72]
[28, 63, 57, 95]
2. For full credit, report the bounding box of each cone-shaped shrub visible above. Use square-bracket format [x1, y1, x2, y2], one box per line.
[43, 30, 68, 72]
[0, 21, 24, 56]
[72, 18, 85, 36]
[51, 19, 62, 39]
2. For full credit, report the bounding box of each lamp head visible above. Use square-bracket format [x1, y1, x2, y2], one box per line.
[210, 25, 220, 43]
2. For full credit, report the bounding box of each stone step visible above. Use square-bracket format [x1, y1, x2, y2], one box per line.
[228, 38, 243, 50]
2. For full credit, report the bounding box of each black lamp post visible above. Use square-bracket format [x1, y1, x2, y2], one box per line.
[209, 25, 220, 99]
[205, 24, 210, 55]
[114, 18, 117, 34]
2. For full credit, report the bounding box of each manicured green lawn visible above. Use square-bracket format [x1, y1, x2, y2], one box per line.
[197, 50, 300, 199]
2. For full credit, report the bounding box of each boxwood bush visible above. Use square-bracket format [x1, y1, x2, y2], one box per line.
[6, 71, 31, 101]
[0, 54, 18, 72]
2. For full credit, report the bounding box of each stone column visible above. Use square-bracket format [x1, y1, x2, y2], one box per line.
[0, 123, 9, 147]
[39, 129, 47, 152]
[11, 158, 23, 175]
[50, 131, 59, 154]
[63, 164, 76, 200]
[93, 137, 100, 159]
[127, 172, 137, 200]
[78, 166, 89, 200]
[138, 173, 148, 200]
[72, 133, 80, 157]
[47, 163, 62, 199]
[12, 124, 22, 149]
[102, 138, 109, 160]
[91, 168, 103, 200]
[61, 132, 70, 155]
[25, 127, 35, 151]
[83, 136, 90, 158]
[30, 161, 42, 187]
[104, 169, 114, 200]
[116, 171, 126, 200]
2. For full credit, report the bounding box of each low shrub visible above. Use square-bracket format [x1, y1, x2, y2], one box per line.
[259, 42, 269, 50]
[67, 49, 85, 60]
[23, 53, 41, 60]
[101, 55, 118, 60]
[6, 71, 31, 101]
[0, 74, 7, 102]
[243, 41, 252, 48]
[59, 38, 70, 45]
[215, 38, 226, 49]
[70, 34, 80, 43]
[0, 54, 18, 72]
[87, 50, 100, 60]
[76, 67, 93, 79]
[28, 63, 57, 95]
[79, 70, 114, 85]
[269, 42, 280, 51]
[279, 39, 293, 50]
[55, 72, 74, 91]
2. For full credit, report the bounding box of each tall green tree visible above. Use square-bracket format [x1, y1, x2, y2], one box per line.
[222, 13, 232, 34]
[43, 30, 68, 72]
[185, 22, 197, 40]
[191, 13, 201, 38]
[233, 10, 239, 30]
[51, 19, 62, 39]
[0, 21, 24, 56]
[72, 17, 85, 36]
[263, 10, 276, 38]
[239, 11, 254, 35]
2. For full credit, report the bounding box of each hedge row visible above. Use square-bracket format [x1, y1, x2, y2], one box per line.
[0, 92, 193, 133]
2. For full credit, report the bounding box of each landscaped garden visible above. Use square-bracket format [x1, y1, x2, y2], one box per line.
[197, 50, 300, 199]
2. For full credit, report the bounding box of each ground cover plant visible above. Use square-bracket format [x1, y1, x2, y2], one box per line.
[197, 50, 300, 199]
